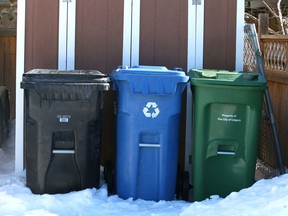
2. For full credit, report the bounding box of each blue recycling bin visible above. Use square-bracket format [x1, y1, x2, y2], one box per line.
[112, 65, 188, 201]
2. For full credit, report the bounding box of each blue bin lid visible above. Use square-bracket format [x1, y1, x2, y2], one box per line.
[112, 65, 189, 95]
[113, 65, 186, 76]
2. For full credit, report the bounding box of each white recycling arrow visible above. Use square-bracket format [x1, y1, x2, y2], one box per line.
[143, 107, 151, 117]
[143, 102, 160, 118]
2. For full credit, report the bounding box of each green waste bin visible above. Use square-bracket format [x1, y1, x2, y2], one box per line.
[189, 69, 266, 201]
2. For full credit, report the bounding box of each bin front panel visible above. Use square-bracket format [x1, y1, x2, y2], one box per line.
[115, 86, 182, 201]
[113, 66, 188, 201]
[191, 83, 265, 201]
[25, 88, 104, 194]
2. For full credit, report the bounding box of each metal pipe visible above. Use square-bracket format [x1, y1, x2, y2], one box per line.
[244, 24, 286, 175]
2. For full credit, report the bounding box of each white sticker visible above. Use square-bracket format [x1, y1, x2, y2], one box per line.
[57, 115, 71, 123]
[217, 114, 241, 123]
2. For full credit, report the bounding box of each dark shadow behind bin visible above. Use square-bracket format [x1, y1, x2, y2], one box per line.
[189, 69, 266, 201]
[111, 65, 188, 201]
[0, 86, 10, 148]
[21, 69, 109, 194]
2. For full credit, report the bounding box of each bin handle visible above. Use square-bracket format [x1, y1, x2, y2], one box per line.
[217, 151, 235, 155]
[139, 143, 160, 148]
[217, 144, 235, 156]
[52, 149, 75, 154]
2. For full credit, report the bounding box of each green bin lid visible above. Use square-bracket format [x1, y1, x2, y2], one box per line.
[188, 69, 267, 87]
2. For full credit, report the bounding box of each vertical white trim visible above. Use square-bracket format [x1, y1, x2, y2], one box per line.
[15, 0, 26, 171]
[195, 1, 204, 69]
[130, 0, 140, 66]
[66, 0, 76, 70]
[185, 0, 205, 185]
[58, 0, 76, 70]
[185, 0, 195, 180]
[187, 1, 204, 70]
[122, 0, 132, 67]
[187, 1, 196, 70]
[58, 0, 68, 70]
[235, 0, 245, 71]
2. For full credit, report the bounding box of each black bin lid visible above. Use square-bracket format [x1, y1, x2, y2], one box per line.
[21, 69, 109, 84]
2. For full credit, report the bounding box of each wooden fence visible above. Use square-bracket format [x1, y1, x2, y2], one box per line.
[258, 35, 288, 172]
[0, 36, 16, 119]
[0, 2, 17, 119]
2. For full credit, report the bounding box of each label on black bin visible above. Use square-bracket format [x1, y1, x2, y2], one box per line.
[57, 115, 71, 123]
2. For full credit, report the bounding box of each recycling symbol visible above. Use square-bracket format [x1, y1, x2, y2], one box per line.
[143, 102, 160, 118]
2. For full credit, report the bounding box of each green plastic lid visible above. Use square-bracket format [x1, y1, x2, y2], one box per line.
[188, 69, 267, 88]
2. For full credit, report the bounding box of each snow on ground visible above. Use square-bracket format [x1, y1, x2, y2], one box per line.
[0, 120, 288, 216]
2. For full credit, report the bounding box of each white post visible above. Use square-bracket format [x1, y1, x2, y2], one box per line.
[235, 0, 245, 71]
[122, 0, 132, 67]
[66, 0, 76, 70]
[130, 0, 140, 67]
[15, 0, 26, 172]
[195, 1, 204, 69]
[187, 0, 204, 70]
[58, 0, 76, 70]
[187, 1, 195, 70]
[58, 0, 68, 70]
[185, 0, 204, 184]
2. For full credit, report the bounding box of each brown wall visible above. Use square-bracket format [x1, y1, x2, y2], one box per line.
[75, 0, 124, 74]
[139, 0, 237, 71]
[139, 0, 188, 70]
[25, 0, 124, 75]
[203, 0, 237, 70]
[25, 0, 59, 72]
[24, 0, 239, 79]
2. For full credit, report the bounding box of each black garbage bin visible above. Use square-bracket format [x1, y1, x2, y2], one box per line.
[21, 69, 109, 194]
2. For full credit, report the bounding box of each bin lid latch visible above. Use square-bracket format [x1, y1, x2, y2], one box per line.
[243, 72, 259, 80]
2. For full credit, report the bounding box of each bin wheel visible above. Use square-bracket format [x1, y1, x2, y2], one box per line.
[175, 169, 190, 201]
[181, 171, 190, 201]
[175, 165, 183, 200]
[104, 160, 115, 195]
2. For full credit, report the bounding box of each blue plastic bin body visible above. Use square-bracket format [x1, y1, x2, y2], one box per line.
[112, 65, 188, 201]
